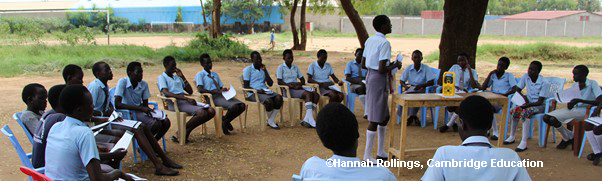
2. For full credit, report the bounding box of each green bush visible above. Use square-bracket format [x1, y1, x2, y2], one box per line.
[159, 33, 253, 61]
[55, 26, 99, 45]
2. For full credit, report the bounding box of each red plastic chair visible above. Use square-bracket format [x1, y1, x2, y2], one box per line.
[19, 166, 52, 181]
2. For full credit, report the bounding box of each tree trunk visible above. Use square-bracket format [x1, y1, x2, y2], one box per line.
[290, 0, 301, 50]
[299, 0, 307, 50]
[438, 0, 488, 75]
[339, 0, 369, 48]
[200, 0, 208, 29]
[211, 0, 221, 38]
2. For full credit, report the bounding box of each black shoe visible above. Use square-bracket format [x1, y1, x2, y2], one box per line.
[222, 123, 231, 135]
[226, 122, 234, 131]
[587, 153, 596, 161]
[154, 168, 179, 176]
[515, 147, 528, 152]
[414, 117, 421, 126]
[452, 124, 458, 132]
[593, 153, 602, 166]
[556, 139, 573, 149]
[170, 135, 190, 144]
[503, 140, 515, 145]
[300, 121, 314, 128]
[439, 125, 449, 133]
[376, 156, 388, 161]
[406, 117, 413, 126]
[267, 123, 280, 129]
[491, 135, 499, 141]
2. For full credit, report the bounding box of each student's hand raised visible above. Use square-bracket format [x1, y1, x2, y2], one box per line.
[489, 70, 497, 75]
[175, 68, 185, 77]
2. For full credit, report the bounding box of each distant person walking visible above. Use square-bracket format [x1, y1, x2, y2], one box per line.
[269, 28, 275, 51]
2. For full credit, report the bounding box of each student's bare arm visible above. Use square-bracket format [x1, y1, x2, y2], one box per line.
[197, 85, 219, 95]
[330, 74, 342, 85]
[161, 88, 192, 101]
[263, 68, 274, 86]
[361, 57, 367, 69]
[114, 96, 149, 112]
[480, 71, 495, 90]
[86, 159, 132, 181]
[416, 80, 435, 90]
[98, 148, 126, 163]
[181, 77, 194, 95]
[243, 80, 265, 94]
[346, 74, 362, 84]
[378, 59, 400, 74]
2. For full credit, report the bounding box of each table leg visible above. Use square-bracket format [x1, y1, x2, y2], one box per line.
[388, 96, 397, 149]
[397, 104, 409, 175]
[498, 101, 508, 147]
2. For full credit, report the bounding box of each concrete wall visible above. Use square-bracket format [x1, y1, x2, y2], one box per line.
[282, 7, 341, 32]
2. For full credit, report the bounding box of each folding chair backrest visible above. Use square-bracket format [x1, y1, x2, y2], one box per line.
[13, 112, 34, 144]
[2, 125, 35, 169]
[20, 166, 52, 181]
[544, 77, 566, 98]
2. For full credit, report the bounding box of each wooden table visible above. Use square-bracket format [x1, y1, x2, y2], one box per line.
[388, 92, 509, 175]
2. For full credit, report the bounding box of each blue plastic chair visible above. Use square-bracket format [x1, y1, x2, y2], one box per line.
[13, 112, 34, 145]
[109, 87, 167, 163]
[344, 80, 360, 113]
[396, 67, 440, 128]
[292, 174, 303, 181]
[578, 106, 597, 158]
[2, 125, 45, 181]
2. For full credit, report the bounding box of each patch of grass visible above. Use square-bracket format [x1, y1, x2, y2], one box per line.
[0, 33, 252, 77]
[425, 43, 602, 66]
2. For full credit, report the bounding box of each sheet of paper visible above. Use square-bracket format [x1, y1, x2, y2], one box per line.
[554, 84, 581, 103]
[90, 120, 112, 130]
[302, 86, 315, 92]
[435, 93, 463, 98]
[586, 117, 602, 126]
[111, 120, 140, 129]
[362, 80, 366, 84]
[262, 88, 274, 94]
[110, 130, 134, 153]
[196, 102, 210, 108]
[108, 111, 120, 122]
[511, 92, 526, 106]
[328, 85, 342, 93]
[93, 128, 103, 136]
[151, 110, 166, 120]
[222, 84, 237, 100]
[404, 86, 418, 93]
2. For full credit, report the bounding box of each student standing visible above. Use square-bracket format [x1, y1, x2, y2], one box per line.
[362, 15, 402, 162]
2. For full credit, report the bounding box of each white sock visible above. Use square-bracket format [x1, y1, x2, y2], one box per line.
[491, 116, 499, 137]
[596, 135, 602, 154]
[517, 120, 530, 149]
[446, 112, 458, 127]
[377, 125, 387, 158]
[505, 120, 518, 142]
[586, 131, 601, 154]
[364, 130, 376, 160]
[267, 109, 279, 127]
[303, 103, 315, 126]
[558, 126, 574, 141]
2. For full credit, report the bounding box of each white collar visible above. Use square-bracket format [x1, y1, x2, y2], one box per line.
[461, 136, 492, 146]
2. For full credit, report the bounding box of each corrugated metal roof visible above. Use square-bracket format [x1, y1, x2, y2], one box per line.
[502, 10, 586, 20]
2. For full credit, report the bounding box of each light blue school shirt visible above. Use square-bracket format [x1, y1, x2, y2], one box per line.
[488, 72, 517, 94]
[114, 77, 151, 106]
[363, 32, 391, 70]
[158, 72, 186, 95]
[421, 136, 531, 181]
[276, 63, 303, 83]
[243, 64, 269, 90]
[45, 116, 100, 181]
[448, 64, 479, 90]
[344, 60, 368, 79]
[400, 63, 435, 85]
[300, 154, 397, 181]
[195, 69, 224, 91]
[517, 74, 547, 103]
[87, 79, 110, 113]
[307, 62, 334, 83]
[574, 79, 602, 108]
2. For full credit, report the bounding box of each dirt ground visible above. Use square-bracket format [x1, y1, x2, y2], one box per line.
[1, 35, 601, 180]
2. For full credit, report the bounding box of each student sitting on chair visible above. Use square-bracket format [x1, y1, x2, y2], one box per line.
[277, 49, 320, 128]
[308, 49, 345, 103]
[439, 53, 479, 133]
[585, 104, 602, 165]
[243, 51, 284, 129]
[20, 83, 47, 135]
[63, 64, 84, 85]
[504, 61, 547, 152]
[115, 61, 172, 140]
[196, 54, 246, 135]
[299, 103, 396, 181]
[159, 56, 216, 143]
[422, 95, 531, 181]
[90, 61, 182, 176]
[344, 48, 368, 118]
[544, 65, 602, 151]
[478, 57, 517, 140]
[45, 85, 134, 181]
[399, 50, 435, 126]
[32, 84, 124, 171]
